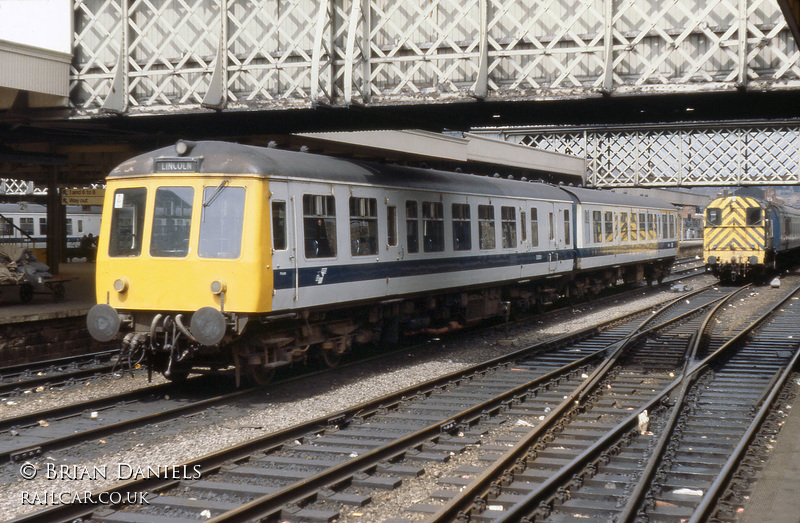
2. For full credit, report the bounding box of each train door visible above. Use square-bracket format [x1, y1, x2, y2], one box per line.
[546, 204, 558, 273]
[268, 181, 298, 301]
[384, 195, 402, 261]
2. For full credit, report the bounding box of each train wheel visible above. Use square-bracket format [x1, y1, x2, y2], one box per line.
[245, 365, 275, 386]
[321, 350, 343, 368]
[315, 345, 344, 368]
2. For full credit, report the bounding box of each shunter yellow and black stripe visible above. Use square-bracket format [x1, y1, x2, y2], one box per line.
[704, 196, 767, 268]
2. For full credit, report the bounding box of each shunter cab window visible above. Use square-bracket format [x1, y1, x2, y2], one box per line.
[350, 197, 378, 256]
[423, 201, 444, 252]
[109, 188, 147, 257]
[200, 185, 245, 259]
[150, 187, 193, 257]
[272, 201, 287, 251]
[746, 208, 762, 226]
[706, 208, 721, 226]
[452, 203, 471, 251]
[501, 206, 517, 248]
[406, 201, 419, 253]
[303, 195, 337, 258]
[479, 205, 496, 250]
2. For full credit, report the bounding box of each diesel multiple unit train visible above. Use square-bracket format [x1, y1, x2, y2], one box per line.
[704, 195, 800, 281]
[87, 141, 679, 384]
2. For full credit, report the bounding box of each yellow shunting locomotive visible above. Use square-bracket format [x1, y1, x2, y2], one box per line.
[704, 195, 800, 282]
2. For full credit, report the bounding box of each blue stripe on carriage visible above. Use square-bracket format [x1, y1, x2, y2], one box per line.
[272, 241, 677, 290]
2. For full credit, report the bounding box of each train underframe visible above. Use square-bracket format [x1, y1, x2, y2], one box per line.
[118, 259, 672, 386]
[708, 251, 776, 283]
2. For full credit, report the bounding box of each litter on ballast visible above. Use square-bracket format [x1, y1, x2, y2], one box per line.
[637, 410, 650, 434]
[673, 488, 704, 496]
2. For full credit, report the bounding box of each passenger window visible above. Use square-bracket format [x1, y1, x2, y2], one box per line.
[478, 205, 496, 250]
[109, 188, 147, 257]
[647, 214, 655, 240]
[593, 210, 602, 243]
[530, 209, 539, 247]
[199, 186, 245, 259]
[564, 209, 571, 245]
[151, 187, 193, 258]
[271, 201, 287, 251]
[303, 194, 337, 258]
[39, 218, 47, 236]
[422, 201, 444, 252]
[452, 203, 471, 251]
[620, 212, 628, 241]
[1, 217, 13, 236]
[669, 215, 675, 238]
[520, 211, 527, 243]
[548, 212, 554, 241]
[604, 211, 613, 242]
[746, 208, 762, 226]
[639, 213, 646, 241]
[501, 206, 517, 248]
[19, 217, 34, 235]
[706, 208, 721, 226]
[406, 201, 419, 253]
[387, 206, 397, 247]
[349, 197, 378, 256]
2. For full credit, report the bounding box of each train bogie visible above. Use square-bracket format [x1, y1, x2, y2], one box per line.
[88, 141, 678, 385]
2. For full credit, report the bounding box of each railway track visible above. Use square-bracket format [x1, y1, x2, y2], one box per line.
[0, 258, 705, 401]
[429, 282, 800, 523]
[11, 282, 772, 523]
[0, 351, 119, 398]
[0, 273, 714, 470]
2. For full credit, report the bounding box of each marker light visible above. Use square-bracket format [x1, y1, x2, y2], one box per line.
[210, 280, 226, 295]
[113, 278, 129, 293]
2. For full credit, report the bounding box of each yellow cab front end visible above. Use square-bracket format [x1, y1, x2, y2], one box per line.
[87, 157, 273, 378]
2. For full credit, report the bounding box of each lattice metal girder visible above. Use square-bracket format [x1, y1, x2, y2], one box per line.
[69, 0, 800, 114]
[495, 124, 800, 187]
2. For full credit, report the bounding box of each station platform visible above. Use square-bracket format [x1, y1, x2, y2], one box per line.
[0, 261, 95, 324]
